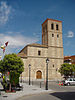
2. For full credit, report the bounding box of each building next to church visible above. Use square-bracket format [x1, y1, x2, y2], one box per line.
[18, 18, 64, 80]
[64, 55, 75, 64]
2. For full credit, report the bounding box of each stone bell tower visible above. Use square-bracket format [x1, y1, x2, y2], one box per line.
[42, 18, 63, 80]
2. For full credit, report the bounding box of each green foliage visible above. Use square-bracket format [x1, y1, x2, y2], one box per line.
[59, 63, 75, 77]
[10, 72, 20, 86]
[0, 53, 24, 74]
[0, 53, 24, 87]
[0, 60, 4, 72]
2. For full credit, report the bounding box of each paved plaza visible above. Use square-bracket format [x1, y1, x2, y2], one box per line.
[0, 81, 75, 100]
[0, 82, 52, 100]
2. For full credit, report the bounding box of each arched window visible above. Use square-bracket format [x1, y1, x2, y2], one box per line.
[57, 34, 59, 38]
[52, 34, 54, 37]
[56, 24, 59, 30]
[51, 23, 54, 30]
[53, 64, 54, 67]
[38, 51, 41, 56]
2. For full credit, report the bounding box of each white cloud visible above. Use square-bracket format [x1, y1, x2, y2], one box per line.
[0, 1, 11, 24]
[0, 33, 39, 47]
[67, 31, 74, 38]
[33, 32, 41, 38]
[0, 32, 39, 55]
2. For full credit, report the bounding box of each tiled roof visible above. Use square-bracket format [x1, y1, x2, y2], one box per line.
[64, 55, 75, 60]
[18, 43, 48, 57]
[64, 55, 75, 64]
[42, 18, 62, 25]
[27, 43, 48, 48]
[17, 53, 27, 58]
[19, 43, 48, 53]
[64, 56, 71, 60]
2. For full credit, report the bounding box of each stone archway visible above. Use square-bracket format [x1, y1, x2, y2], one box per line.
[36, 70, 42, 79]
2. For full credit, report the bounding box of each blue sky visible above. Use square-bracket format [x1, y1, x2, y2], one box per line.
[0, 0, 75, 56]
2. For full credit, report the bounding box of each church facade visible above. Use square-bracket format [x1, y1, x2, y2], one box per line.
[18, 18, 64, 80]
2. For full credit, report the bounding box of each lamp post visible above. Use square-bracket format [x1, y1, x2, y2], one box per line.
[28, 64, 31, 85]
[45, 58, 49, 90]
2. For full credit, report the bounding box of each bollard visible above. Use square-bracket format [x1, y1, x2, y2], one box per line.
[40, 82, 41, 88]
[0, 90, 1, 95]
[9, 83, 11, 92]
[32, 80, 33, 85]
[22, 85, 23, 91]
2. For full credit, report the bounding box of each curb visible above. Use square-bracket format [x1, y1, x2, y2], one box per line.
[16, 90, 54, 100]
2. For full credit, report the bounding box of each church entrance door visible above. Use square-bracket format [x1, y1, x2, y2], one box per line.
[36, 70, 42, 79]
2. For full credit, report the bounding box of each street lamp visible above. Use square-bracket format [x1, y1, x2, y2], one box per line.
[46, 58, 49, 90]
[28, 64, 31, 85]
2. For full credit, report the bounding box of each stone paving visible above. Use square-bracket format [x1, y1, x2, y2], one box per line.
[0, 82, 52, 100]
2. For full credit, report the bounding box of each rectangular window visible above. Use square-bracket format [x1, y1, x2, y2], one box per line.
[56, 24, 59, 30]
[38, 51, 41, 55]
[52, 34, 54, 37]
[51, 23, 54, 30]
[45, 24, 47, 32]
[57, 34, 59, 38]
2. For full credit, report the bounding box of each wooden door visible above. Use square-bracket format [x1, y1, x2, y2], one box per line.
[36, 70, 42, 79]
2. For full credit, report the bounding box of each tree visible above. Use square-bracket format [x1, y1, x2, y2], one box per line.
[0, 53, 24, 89]
[2, 53, 24, 73]
[59, 63, 75, 77]
[0, 60, 4, 73]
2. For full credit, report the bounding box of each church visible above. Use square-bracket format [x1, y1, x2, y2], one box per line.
[18, 18, 64, 80]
